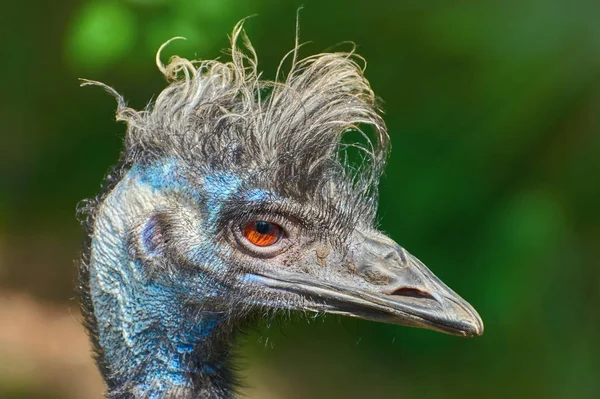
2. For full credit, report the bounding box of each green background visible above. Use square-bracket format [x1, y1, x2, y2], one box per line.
[1, 0, 599, 398]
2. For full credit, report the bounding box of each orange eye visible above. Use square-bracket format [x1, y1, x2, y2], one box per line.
[242, 221, 282, 247]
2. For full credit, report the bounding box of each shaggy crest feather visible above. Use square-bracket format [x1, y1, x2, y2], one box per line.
[82, 21, 389, 235]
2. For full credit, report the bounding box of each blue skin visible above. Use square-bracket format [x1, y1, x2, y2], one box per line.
[90, 159, 271, 397]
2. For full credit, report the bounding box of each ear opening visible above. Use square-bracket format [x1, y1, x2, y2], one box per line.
[140, 214, 167, 257]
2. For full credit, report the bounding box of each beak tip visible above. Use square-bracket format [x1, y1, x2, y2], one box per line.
[474, 318, 485, 337]
[466, 323, 484, 337]
[463, 310, 484, 337]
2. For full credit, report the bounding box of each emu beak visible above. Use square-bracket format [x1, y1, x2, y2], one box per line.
[248, 231, 483, 337]
[341, 232, 485, 337]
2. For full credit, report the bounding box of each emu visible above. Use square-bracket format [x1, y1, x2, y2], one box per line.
[78, 22, 483, 399]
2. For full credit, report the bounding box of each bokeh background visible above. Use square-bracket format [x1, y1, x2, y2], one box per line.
[1, 0, 599, 398]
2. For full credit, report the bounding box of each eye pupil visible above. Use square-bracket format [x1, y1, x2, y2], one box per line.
[242, 220, 282, 247]
[255, 221, 271, 234]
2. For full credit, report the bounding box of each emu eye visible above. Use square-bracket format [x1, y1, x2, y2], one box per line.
[242, 221, 282, 247]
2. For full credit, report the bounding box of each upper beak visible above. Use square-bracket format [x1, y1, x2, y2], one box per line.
[246, 231, 483, 337]
[342, 231, 484, 337]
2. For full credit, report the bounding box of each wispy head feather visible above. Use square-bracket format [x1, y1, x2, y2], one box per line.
[82, 20, 389, 233]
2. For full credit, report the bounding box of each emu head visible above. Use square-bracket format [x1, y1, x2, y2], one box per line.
[80, 23, 483, 396]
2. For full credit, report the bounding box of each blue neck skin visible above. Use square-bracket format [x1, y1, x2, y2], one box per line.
[88, 160, 247, 398]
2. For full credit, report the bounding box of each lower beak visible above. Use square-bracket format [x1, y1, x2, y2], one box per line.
[248, 233, 483, 337]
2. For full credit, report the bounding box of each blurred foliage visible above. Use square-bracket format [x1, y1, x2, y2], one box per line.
[66, 2, 137, 70]
[0, 0, 599, 398]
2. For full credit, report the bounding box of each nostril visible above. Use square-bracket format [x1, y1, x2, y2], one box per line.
[383, 251, 396, 261]
[382, 247, 407, 267]
[389, 287, 434, 300]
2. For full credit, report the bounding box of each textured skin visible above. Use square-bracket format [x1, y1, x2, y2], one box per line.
[86, 158, 313, 398]
[90, 162, 231, 397]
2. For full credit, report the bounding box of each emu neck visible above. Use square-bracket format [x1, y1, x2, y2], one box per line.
[88, 169, 234, 398]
